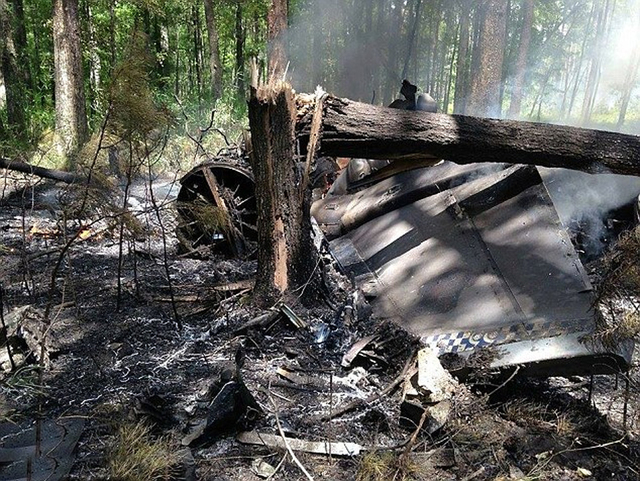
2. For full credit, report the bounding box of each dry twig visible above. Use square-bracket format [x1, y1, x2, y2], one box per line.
[267, 389, 315, 481]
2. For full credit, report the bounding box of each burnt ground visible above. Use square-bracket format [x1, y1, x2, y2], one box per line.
[1, 172, 639, 481]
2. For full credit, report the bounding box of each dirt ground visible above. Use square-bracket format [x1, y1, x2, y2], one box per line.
[1, 172, 639, 481]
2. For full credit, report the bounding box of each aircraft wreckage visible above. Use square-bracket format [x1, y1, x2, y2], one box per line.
[177, 92, 637, 376]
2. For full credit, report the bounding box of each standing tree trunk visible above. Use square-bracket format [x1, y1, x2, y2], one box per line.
[401, 0, 423, 80]
[372, 0, 386, 102]
[86, 3, 102, 114]
[443, 20, 457, 113]
[149, 17, 171, 90]
[453, 0, 471, 114]
[192, 5, 204, 102]
[11, 0, 31, 90]
[617, 20, 640, 129]
[567, 1, 596, 120]
[384, 2, 404, 102]
[581, 0, 612, 125]
[203, 0, 222, 100]
[267, 0, 288, 80]
[507, 0, 533, 119]
[235, 0, 245, 97]
[53, 0, 88, 164]
[0, 70, 4, 111]
[0, 0, 26, 137]
[467, 0, 508, 117]
[247, 82, 315, 305]
[174, 27, 180, 97]
[428, 1, 441, 97]
[109, 0, 116, 67]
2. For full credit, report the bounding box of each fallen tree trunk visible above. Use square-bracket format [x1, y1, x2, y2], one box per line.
[305, 96, 640, 177]
[0, 157, 83, 184]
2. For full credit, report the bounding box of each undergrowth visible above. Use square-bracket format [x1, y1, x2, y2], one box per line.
[593, 225, 640, 346]
[107, 420, 179, 481]
[356, 450, 423, 481]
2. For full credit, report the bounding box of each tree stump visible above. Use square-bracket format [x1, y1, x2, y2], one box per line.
[248, 81, 315, 305]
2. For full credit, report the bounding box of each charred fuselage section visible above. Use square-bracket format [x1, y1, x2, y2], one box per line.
[178, 151, 634, 375]
[312, 160, 634, 375]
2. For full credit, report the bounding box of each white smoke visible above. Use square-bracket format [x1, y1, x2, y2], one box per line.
[540, 167, 640, 255]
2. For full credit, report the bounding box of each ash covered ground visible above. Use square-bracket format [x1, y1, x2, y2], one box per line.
[1, 172, 639, 481]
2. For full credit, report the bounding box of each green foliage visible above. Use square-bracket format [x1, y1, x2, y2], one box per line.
[107, 32, 173, 141]
[3, 0, 640, 169]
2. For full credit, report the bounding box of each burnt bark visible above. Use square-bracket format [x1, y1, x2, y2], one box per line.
[303, 96, 640, 177]
[248, 82, 315, 305]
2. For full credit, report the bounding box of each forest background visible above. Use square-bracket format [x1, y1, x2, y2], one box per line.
[1, 0, 639, 169]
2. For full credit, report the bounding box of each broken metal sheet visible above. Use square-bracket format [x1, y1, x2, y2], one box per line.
[312, 162, 632, 375]
[0, 418, 84, 481]
[237, 431, 363, 456]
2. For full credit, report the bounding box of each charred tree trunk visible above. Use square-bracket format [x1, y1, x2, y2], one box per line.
[301, 96, 640, 177]
[248, 82, 315, 305]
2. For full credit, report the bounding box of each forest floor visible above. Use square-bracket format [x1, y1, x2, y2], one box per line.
[0, 172, 639, 481]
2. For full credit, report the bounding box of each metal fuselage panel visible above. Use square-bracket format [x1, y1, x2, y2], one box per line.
[313, 162, 632, 374]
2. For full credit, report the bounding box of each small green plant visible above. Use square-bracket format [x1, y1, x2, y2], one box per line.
[2, 365, 46, 396]
[107, 420, 178, 481]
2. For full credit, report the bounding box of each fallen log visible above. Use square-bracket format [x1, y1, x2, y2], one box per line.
[0, 157, 83, 184]
[304, 96, 640, 177]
